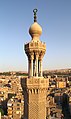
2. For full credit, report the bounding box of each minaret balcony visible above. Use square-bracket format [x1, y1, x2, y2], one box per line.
[24, 41, 46, 53]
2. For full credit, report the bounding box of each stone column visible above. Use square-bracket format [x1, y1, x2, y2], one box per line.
[28, 59, 30, 77]
[31, 54, 34, 77]
[28, 59, 31, 77]
[0, 112, 1, 119]
[36, 53, 39, 77]
[33, 59, 36, 76]
[38, 60, 40, 76]
[40, 59, 42, 77]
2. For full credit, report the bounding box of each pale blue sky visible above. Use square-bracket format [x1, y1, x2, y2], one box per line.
[0, 0, 71, 72]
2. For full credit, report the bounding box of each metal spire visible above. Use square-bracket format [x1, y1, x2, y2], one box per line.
[33, 8, 38, 22]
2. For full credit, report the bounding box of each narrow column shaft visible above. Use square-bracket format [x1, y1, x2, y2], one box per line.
[0, 112, 1, 119]
[40, 59, 42, 77]
[36, 55, 38, 77]
[38, 60, 40, 76]
[31, 59, 33, 77]
[33, 59, 35, 76]
[30, 55, 34, 77]
[28, 60, 31, 77]
[28, 59, 30, 77]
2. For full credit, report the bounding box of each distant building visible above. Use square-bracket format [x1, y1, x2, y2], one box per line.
[57, 81, 66, 88]
[0, 87, 8, 102]
[7, 93, 24, 119]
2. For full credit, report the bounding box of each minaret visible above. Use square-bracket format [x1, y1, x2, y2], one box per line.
[23, 9, 49, 119]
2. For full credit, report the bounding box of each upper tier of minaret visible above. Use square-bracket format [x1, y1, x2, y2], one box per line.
[24, 9, 46, 77]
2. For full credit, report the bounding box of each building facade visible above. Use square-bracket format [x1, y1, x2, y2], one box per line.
[7, 93, 24, 119]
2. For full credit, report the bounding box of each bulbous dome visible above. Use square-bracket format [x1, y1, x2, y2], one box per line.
[29, 22, 42, 38]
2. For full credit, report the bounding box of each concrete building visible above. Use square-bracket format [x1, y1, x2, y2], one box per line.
[7, 93, 24, 119]
[56, 81, 66, 88]
[0, 87, 8, 102]
[23, 9, 49, 119]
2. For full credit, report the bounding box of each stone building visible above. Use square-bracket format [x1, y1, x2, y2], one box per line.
[22, 9, 49, 119]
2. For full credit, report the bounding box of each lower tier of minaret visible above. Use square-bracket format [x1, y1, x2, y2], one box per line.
[22, 77, 49, 119]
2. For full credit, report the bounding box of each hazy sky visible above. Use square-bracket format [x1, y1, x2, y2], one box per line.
[0, 0, 71, 72]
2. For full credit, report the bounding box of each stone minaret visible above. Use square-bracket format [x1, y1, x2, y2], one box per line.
[24, 9, 48, 119]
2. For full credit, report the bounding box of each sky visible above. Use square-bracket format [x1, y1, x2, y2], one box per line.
[0, 0, 71, 72]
